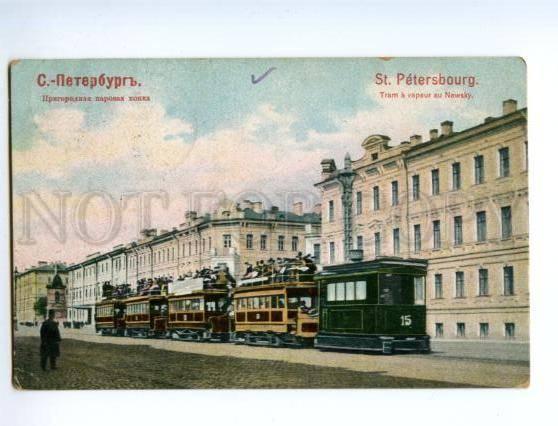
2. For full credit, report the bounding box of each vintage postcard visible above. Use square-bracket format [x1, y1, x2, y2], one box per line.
[10, 58, 528, 389]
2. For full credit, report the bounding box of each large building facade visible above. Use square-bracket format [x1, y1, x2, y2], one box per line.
[66, 200, 321, 327]
[13, 261, 68, 324]
[316, 100, 528, 342]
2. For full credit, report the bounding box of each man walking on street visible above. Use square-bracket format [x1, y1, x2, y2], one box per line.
[40, 309, 61, 371]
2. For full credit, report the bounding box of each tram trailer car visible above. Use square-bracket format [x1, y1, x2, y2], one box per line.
[168, 288, 231, 342]
[314, 257, 430, 354]
[232, 278, 318, 347]
[124, 295, 168, 338]
[94, 299, 126, 336]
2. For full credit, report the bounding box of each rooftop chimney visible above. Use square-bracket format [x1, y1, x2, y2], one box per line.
[429, 129, 439, 140]
[410, 135, 422, 144]
[503, 99, 517, 115]
[313, 203, 322, 215]
[292, 202, 304, 216]
[252, 201, 263, 213]
[441, 121, 453, 136]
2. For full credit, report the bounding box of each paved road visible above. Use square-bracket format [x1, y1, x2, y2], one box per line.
[13, 328, 529, 388]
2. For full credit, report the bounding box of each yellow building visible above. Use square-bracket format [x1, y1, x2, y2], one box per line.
[14, 262, 68, 324]
[316, 99, 528, 342]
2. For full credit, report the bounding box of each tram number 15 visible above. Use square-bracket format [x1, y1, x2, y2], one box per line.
[400, 315, 412, 326]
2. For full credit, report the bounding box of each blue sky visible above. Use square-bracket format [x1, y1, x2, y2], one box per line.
[10, 57, 526, 267]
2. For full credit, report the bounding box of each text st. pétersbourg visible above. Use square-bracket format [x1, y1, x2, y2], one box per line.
[375, 73, 477, 100]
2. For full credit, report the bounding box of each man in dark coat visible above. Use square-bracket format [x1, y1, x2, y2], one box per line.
[40, 309, 61, 371]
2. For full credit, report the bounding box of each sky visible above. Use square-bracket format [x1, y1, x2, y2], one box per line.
[10, 57, 526, 269]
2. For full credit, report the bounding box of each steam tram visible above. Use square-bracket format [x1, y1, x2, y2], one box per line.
[314, 258, 430, 354]
[93, 256, 430, 354]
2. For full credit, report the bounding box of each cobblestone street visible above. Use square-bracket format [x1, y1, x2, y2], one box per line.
[12, 329, 529, 389]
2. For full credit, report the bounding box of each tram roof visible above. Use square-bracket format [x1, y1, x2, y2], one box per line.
[317, 257, 427, 278]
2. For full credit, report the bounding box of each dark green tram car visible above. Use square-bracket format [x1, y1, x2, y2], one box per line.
[314, 257, 430, 354]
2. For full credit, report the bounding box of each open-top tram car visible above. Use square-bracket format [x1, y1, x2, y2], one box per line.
[124, 295, 168, 338]
[314, 257, 430, 354]
[94, 299, 126, 336]
[232, 272, 319, 347]
[168, 284, 231, 342]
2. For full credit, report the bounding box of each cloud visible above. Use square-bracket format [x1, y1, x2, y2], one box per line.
[12, 94, 495, 269]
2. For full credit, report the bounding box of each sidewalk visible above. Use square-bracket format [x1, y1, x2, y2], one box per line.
[431, 340, 529, 362]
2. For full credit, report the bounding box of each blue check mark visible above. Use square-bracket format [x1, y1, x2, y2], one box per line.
[251, 67, 276, 84]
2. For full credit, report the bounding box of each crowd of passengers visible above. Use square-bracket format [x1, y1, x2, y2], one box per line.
[241, 252, 317, 283]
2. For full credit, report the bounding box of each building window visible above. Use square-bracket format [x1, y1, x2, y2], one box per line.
[474, 155, 485, 184]
[454, 216, 463, 246]
[455, 271, 465, 298]
[246, 234, 253, 249]
[503, 266, 514, 296]
[505, 323, 516, 339]
[431, 169, 440, 195]
[501, 206, 512, 239]
[195, 240, 198, 254]
[479, 323, 489, 339]
[291, 236, 299, 252]
[260, 235, 267, 250]
[356, 191, 362, 215]
[329, 242, 335, 263]
[372, 152, 378, 161]
[356, 235, 363, 251]
[499, 147, 510, 177]
[412, 175, 420, 201]
[391, 181, 399, 206]
[434, 274, 443, 299]
[188, 242, 192, 256]
[223, 234, 232, 248]
[313, 243, 321, 264]
[435, 323, 444, 338]
[278, 235, 285, 251]
[413, 224, 421, 253]
[452, 162, 461, 190]
[478, 269, 489, 296]
[374, 232, 381, 257]
[433, 220, 441, 249]
[328, 200, 335, 222]
[373, 186, 380, 211]
[393, 228, 400, 255]
[208, 237, 212, 251]
[456, 322, 466, 338]
[476, 211, 487, 242]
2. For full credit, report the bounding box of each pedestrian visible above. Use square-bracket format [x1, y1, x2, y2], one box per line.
[40, 309, 61, 371]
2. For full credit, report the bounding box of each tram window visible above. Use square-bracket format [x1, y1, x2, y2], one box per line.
[379, 274, 414, 305]
[259, 297, 267, 308]
[327, 283, 336, 301]
[206, 301, 216, 311]
[271, 295, 278, 308]
[191, 299, 200, 310]
[300, 296, 312, 307]
[356, 281, 366, 300]
[345, 282, 355, 301]
[278, 295, 286, 308]
[253, 297, 260, 309]
[414, 276, 425, 305]
[247, 298, 253, 309]
[240, 298, 246, 309]
[336, 282, 345, 301]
